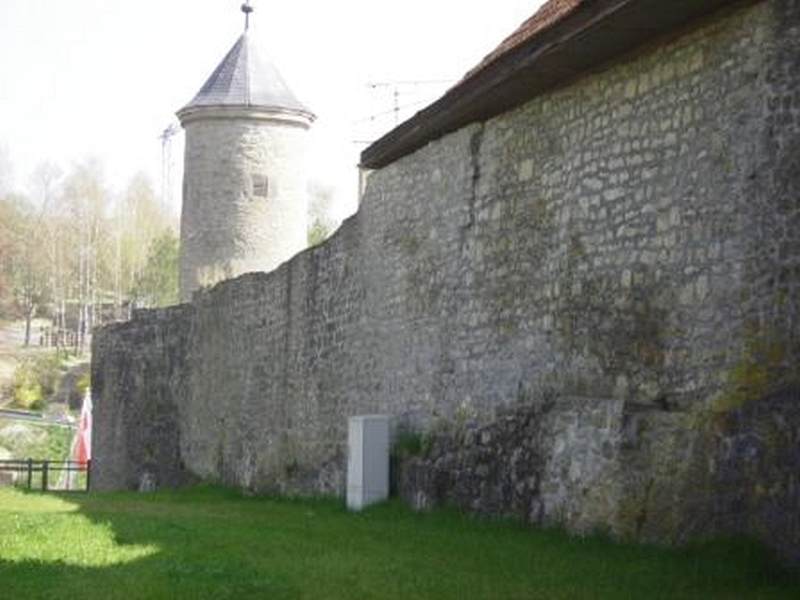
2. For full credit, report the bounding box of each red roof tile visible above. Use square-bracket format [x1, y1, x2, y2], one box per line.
[463, 0, 584, 81]
[362, 0, 737, 169]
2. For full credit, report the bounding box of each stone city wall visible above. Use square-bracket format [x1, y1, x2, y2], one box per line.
[92, 304, 195, 490]
[93, 0, 800, 561]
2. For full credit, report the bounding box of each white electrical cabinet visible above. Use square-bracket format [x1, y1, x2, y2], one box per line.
[347, 415, 390, 511]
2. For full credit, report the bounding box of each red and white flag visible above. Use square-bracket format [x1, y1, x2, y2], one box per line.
[73, 389, 92, 465]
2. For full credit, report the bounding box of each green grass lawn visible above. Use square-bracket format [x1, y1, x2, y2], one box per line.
[0, 486, 797, 599]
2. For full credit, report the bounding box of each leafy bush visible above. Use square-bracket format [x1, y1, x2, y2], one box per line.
[392, 430, 436, 459]
[75, 371, 90, 398]
[11, 353, 65, 410]
[392, 431, 422, 458]
[12, 376, 42, 409]
[307, 219, 331, 247]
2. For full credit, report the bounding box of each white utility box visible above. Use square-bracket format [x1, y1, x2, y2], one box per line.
[347, 415, 390, 511]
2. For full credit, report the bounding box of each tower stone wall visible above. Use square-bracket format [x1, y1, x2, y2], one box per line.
[175, 22, 314, 301]
[179, 111, 311, 300]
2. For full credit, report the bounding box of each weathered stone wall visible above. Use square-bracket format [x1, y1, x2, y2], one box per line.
[92, 305, 195, 491]
[180, 117, 310, 300]
[93, 0, 800, 560]
[396, 386, 800, 564]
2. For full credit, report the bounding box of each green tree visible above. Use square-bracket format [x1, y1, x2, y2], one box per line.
[115, 173, 174, 304]
[307, 180, 336, 247]
[130, 229, 179, 308]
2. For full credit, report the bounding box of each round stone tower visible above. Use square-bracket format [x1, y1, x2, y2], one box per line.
[176, 6, 314, 301]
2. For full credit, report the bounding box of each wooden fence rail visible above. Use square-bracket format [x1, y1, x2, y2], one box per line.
[0, 459, 91, 492]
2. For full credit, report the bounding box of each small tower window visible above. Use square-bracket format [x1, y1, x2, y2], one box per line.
[252, 174, 269, 198]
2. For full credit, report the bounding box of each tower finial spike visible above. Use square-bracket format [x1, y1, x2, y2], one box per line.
[241, 1, 254, 31]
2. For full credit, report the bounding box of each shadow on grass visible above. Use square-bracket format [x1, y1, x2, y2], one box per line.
[0, 486, 798, 600]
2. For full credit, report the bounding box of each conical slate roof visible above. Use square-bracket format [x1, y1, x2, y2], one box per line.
[181, 31, 311, 115]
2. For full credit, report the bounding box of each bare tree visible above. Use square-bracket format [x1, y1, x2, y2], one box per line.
[29, 162, 64, 344]
[2, 194, 50, 345]
[2, 156, 176, 349]
[0, 145, 14, 197]
[61, 160, 109, 353]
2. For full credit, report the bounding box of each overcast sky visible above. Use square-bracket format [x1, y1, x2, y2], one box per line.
[0, 0, 544, 220]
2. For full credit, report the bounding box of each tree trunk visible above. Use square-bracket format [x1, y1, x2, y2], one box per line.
[24, 307, 31, 347]
[23, 299, 36, 346]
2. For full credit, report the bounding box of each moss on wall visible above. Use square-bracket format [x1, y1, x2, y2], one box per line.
[712, 323, 798, 413]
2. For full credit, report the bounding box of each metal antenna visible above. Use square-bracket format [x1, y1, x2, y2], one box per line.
[159, 124, 179, 211]
[241, 1, 254, 31]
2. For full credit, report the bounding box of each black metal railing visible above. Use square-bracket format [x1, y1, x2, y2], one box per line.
[0, 459, 91, 492]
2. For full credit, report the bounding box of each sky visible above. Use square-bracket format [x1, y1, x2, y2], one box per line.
[0, 0, 544, 222]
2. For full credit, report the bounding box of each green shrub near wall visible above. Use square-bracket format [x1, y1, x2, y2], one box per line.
[11, 353, 66, 410]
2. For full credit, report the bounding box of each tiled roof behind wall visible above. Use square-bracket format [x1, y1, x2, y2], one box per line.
[462, 0, 583, 81]
[361, 0, 742, 169]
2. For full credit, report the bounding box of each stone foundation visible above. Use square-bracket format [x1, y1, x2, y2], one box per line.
[396, 388, 800, 564]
